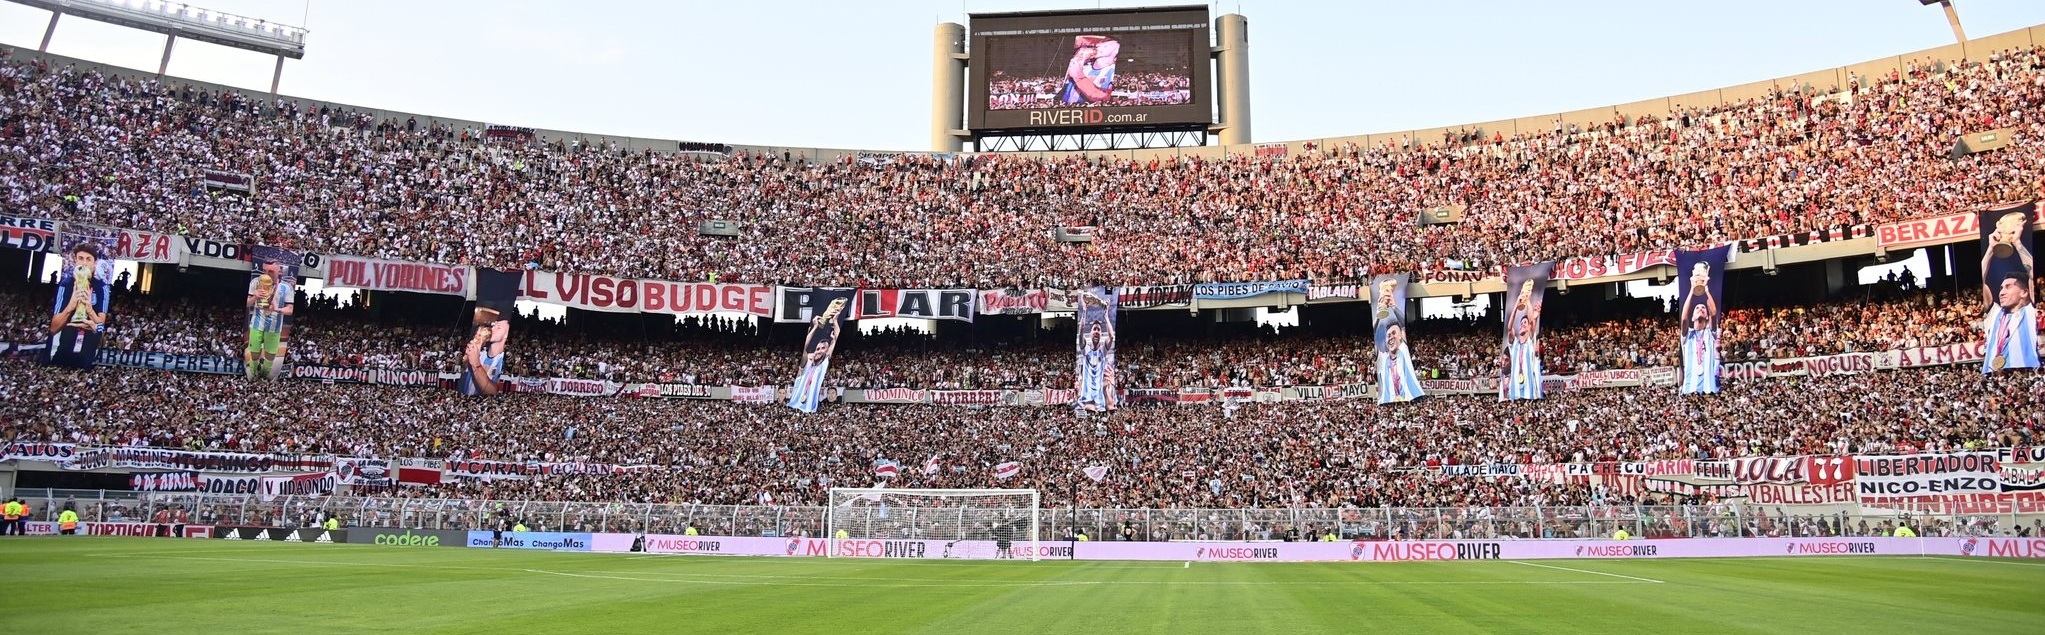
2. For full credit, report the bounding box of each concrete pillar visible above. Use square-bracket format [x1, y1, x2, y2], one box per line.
[39, 11, 59, 52]
[1214, 14, 1252, 146]
[271, 55, 285, 94]
[930, 23, 966, 153]
[158, 35, 176, 75]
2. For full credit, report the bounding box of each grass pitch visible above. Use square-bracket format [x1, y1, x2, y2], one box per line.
[4, 537, 2041, 634]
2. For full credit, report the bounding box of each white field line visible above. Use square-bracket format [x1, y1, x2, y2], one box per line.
[1511, 560, 1667, 583]
[1920, 556, 2045, 568]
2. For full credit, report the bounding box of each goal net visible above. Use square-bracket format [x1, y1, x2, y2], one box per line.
[825, 488, 1041, 561]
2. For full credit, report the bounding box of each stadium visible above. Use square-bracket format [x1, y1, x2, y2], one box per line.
[1, 0, 2044, 633]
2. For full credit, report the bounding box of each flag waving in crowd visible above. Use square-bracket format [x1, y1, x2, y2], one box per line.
[1675, 245, 1731, 393]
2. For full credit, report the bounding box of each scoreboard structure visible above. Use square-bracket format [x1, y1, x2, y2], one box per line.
[932, 6, 1251, 152]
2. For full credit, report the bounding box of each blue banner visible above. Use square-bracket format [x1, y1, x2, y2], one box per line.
[1499, 263, 1554, 401]
[1371, 274, 1423, 404]
[464, 531, 592, 551]
[1980, 201, 2038, 373]
[1075, 287, 1118, 412]
[787, 288, 855, 413]
[95, 349, 245, 375]
[1192, 279, 1309, 300]
[1676, 245, 1732, 393]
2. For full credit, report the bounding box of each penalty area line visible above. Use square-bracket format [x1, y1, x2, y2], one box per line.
[1511, 560, 1666, 583]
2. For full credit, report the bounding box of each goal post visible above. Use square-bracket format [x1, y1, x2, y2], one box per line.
[825, 488, 1042, 561]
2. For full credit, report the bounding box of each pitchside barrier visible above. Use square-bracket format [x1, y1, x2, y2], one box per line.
[564, 533, 2044, 561]
[20, 521, 211, 538]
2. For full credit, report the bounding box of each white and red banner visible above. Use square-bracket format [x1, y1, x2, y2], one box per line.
[522, 271, 774, 317]
[1877, 212, 1978, 249]
[324, 255, 470, 296]
[978, 288, 1057, 315]
[993, 461, 1021, 480]
[61, 222, 178, 264]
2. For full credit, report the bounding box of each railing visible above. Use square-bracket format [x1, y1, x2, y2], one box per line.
[12, 489, 2039, 541]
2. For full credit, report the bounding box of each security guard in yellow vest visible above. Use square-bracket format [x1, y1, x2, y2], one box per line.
[1, 499, 22, 536]
[58, 509, 80, 535]
[324, 517, 340, 531]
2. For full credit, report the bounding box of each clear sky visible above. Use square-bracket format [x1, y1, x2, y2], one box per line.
[3, 0, 2044, 151]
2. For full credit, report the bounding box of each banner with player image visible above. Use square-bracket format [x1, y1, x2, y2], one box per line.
[1499, 263, 1555, 401]
[242, 246, 301, 380]
[1074, 286, 1118, 412]
[45, 225, 117, 368]
[1371, 274, 1423, 404]
[786, 288, 855, 413]
[1675, 245, 1732, 393]
[459, 269, 520, 396]
[1979, 201, 2038, 373]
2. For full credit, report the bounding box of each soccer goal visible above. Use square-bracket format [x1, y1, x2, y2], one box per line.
[825, 488, 1041, 561]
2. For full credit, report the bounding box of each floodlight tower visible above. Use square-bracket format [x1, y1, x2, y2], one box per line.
[14, 0, 309, 93]
[1918, 0, 1966, 45]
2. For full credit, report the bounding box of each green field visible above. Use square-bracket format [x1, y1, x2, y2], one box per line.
[4, 537, 2041, 634]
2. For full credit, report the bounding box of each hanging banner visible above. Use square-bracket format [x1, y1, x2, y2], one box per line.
[1371, 274, 1423, 404]
[1308, 283, 1361, 301]
[1499, 263, 1554, 401]
[130, 472, 199, 491]
[0, 214, 59, 252]
[336, 458, 394, 487]
[45, 227, 117, 369]
[1675, 245, 1731, 393]
[261, 472, 338, 501]
[1979, 201, 2038, 373]
[323, 255, 470, 297]
[289, 364, 438, 387]
[731, 386, 777, 404]
[979, 288, 1054, 316]
[242, 245, 301, 381]
[854, 289, 976, 322]
[1192, 280, 1308, 300]
[459, 269, 519, 396]
[95, 349, 244, 375]
[1074, 287, 1118, 412]
[786, 289, 854, 413]
[62, 221, 176, 264]
[1855, 452, 2002, 502]
[1116, 284, 1194, 309]
[1550, 251, 1677, 282]
[520, 271, 774, 317]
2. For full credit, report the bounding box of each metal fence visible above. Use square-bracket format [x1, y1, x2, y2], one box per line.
[10, 489, 2041, 541]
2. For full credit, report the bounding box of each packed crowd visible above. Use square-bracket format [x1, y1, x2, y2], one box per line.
[3, 46, 2043, 289]
[2, 272, 1992, 391]
[4, 356, 2036, 510]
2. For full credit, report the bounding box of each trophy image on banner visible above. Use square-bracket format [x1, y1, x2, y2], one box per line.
[1978, 202, 2038, 373]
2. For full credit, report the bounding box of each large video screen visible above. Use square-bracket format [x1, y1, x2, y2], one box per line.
[969, 6, 1211, 131]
